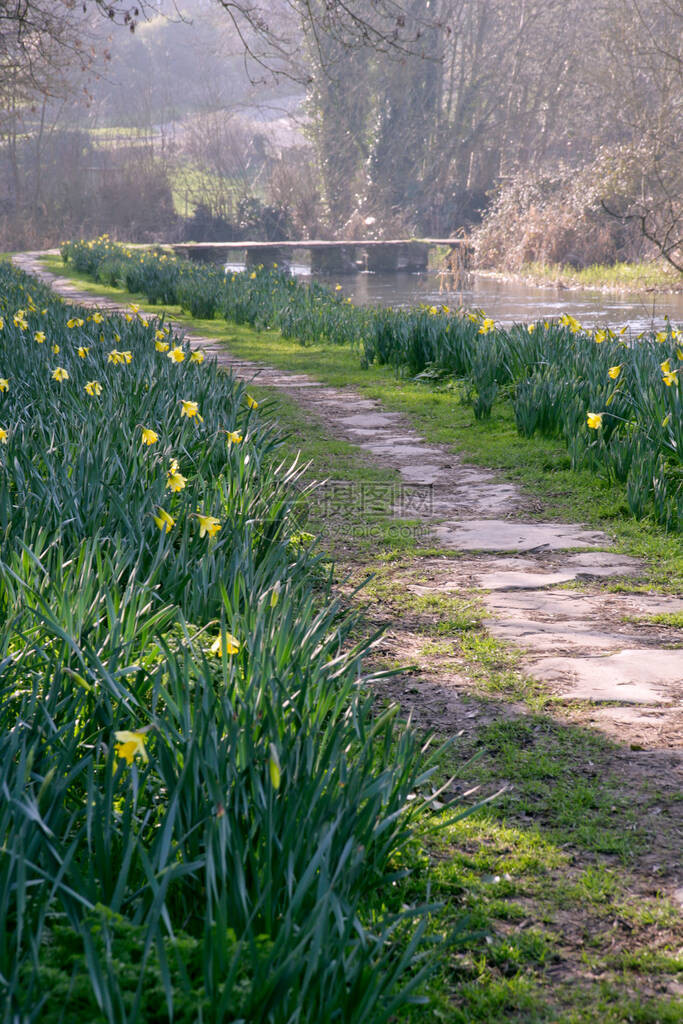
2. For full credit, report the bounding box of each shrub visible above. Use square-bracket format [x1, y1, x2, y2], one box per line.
[472, 163, 646, 271]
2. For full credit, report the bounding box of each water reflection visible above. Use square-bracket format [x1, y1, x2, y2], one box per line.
[225, 263, 682, 332]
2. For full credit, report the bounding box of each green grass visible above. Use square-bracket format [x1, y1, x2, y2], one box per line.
[169, 164, 263, 219]
[642, 610, 683, 628]
[519, 259, 682, 293]
[394, 709, 682, 1021]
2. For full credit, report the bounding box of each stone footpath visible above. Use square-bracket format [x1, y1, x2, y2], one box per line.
[13, 254, 683, 753]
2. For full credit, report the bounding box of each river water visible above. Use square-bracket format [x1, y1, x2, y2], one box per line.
[226, 263, 683, 332]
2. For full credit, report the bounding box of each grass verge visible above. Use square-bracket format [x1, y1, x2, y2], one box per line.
[516, 259, 682, 294]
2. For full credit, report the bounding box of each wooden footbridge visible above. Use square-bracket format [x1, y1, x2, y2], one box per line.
[171, 237, 471, 274]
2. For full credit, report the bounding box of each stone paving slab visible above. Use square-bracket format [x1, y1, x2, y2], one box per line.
[362, 441, 447, 459]
[434, 519, 610, 552]
[399, 464, 445, 486]
[485, 617, 635, 653]
[527, 648, 682, 703]
[339, 412, 404, 428]
[477, 557, 641, 590]
[432, 485, 521, 513]
[483, 589, 683, 619]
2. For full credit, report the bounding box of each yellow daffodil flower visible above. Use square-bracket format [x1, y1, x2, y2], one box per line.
[153, 507, 175, 532]
[478, 318, 495, 334]
[528, 323, 535, 333]
[108, 349, 133, 365]
[180, 399, 202, 419]
[196, 513, 221, 539]
[586, 412, 603, 429]
[189, 351, 204, 364]
[0, 318, 4, 330]
[129, 304, 140, 315]
[560, 313, 582, 334]
[114, 730, 148, 764]
[141, 427, 158, 446]
[226, 430, 243, 445]
[246, 394, 258, 410]
[662, 370, 678, 387]
[249, 271, 257, 279]
[0, 427, 7, 444]
[594, 330, 606, 344]
[335, 283, 342, 291]
[0, 378, 8, 392]
[210, 633, 240, 656]
[155, 340, 170, 352]
[655, 331, 667, 344]
[607, 365, 622, 379]
[92, 312, 104, 324]
[66, 317, 84, 329]
[52, 367, 69, 382]
[166, 458, 187, 492]
[660, 359, 671, 374]
[77, 346, 90, 358]
[84, 380, 102, 396]
[167, 347, 185, 363]
[13, 314, 28, 330]
[677, 349, 683, 361]
[52, 344, 60, 354]
[34, 331, 45, 344]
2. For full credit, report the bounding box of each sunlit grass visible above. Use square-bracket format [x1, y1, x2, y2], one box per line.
[520, 259, 682, 293]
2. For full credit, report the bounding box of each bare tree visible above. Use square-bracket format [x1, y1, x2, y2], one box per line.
[590, 0, 682, 271]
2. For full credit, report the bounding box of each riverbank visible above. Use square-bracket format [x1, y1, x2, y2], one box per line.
[473, 260, 682, 296]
